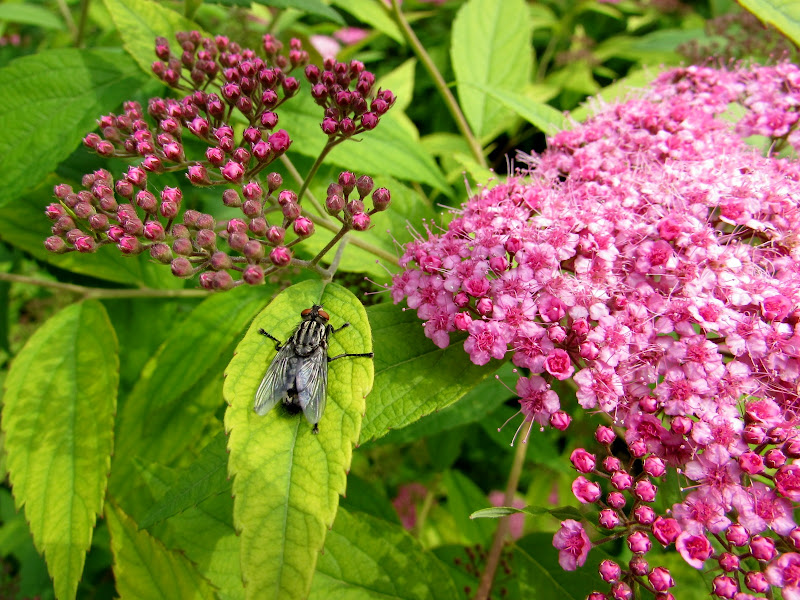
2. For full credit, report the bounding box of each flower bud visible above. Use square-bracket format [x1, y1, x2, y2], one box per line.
[143, 221, 165, 241]
[372, 187, 391, 211]
[326, 194, 345, 215]
[44, 236, 68, 253]
[598, 509, 619, 529]
[223, 189, 242, 207]
[293, 217, 314, 238]
[569, 449, 596, 473]
[150, 243, 172, 263]
[118, 235, 142, 255]
[249, 217, 268, 237]
[243, 264, 264, 285]
[195, 229, 216, 249]
[74, 236, 97, 253]
[243, 240, 264, 260]
[269, 245, 292, 266]
[210, 251, 233, 270]
[266, 172, 282, 192]
[595, 425, 615, 445]
[266, 226, 285, 245]
[351, 212, 370, 231]
[88, 214, 109, 231]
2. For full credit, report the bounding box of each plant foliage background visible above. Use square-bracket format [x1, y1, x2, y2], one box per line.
[0, 0, 799, 599]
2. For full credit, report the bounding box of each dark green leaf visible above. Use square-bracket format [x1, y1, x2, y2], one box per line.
[442, 470, 495, 546]
[138, 432, 229, 529]
[360, 302, 500, 443]
[0, 49, 147, 204]
[311, 507, 459, 599]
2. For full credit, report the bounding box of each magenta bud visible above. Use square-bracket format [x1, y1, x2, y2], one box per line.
[292, 217, 314, 238]
[260, 111, 278, 129]
[252, 141, 272, 162]
[150, 243, 172, 263]
[243, 264, 264, 285]
[595, 425, 615, 445]
[206, 147, 225, 166]
[361, 112, 378, 130]
[210, 251, 233, 270]
[598, 509, 619, 529]
[345, 199, 365, 215]
[243, 181, 264, 201]
[725, 524, 749, 547]
[88, 213, 109, 231]
[352, 177, 373, 200]
[118, 235, 142, 255]
[66, 229, 84, 245]
[223, 189, 242, 207]
[227, 219, 248, 235]
[232, 147, 251, 164]
[106, 226, 125, 242]
[242, 199, 262, 218]
[221, 160, 245, 183]
[187, 164, 211, 185]
[269, 245, 292, 267]
[44, 236, 68, 253]
[372, 187, 391, 211]
[249, 217, 268, 236]
[266, 226, 285, 245]
[195, 229, 217, 249]
[243, 240, 264, 259]
[277, 190, 297, 206]
[122, 218, 144, 236]
[227, 230, 248, 251]
[73, 202, 96, 220]
[199, 272, 214, 289]
[99, 196, 118, 212]
[74, 236, 97, 253]
[143, 221, 166, 241]
[196, 214, 215, 229]
[266, 172, 282, 192]
[321, 118, 338, 135]
[45, 203, 66, 220]
[281, 202, 301, 221]
[338, 171, 356, 194]
[268, 130, 291, 153]
[351, 212, 370, 231]
[136, 190, 158, 213]
[326, 194, 345, 215]
[243, 127, 261, 144]
[171, 257, 194, 278]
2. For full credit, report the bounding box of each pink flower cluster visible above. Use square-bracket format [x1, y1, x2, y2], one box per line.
[392, 62, 800, 598]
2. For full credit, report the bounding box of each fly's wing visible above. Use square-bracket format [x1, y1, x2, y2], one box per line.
[295, 345, 327, 427]
[254, 341, 297, 415]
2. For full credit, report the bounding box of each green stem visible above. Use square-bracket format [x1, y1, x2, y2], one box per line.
[387, 0, 486, 168]
[75, 0, 90, 48]
[281, 155, 400, 266]
[474, 420, 532, 600]
[0, 273, 209, 300]
[296, 139, 344, 213]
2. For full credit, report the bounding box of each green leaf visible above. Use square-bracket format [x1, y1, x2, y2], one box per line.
[0, 4, 65, 29]
[451, 0, 533, 140]
[280, 92, 450, 192]
[212, 0, 344, 23]
[329, 0, 403, 43]
[224, 280, 374, 600]
[442, 470, 495, 546]
[134, 460, 243, 599]
[360, 302, 501, 443]
[111, 285, 268, 494]
[738, 0, 800, 47]
[0, 184, 181, 289]
[104, 0, 204, 74]
[106, 502, 216, 600]
[374, 361, 516, 445]
[0, 49, 147, 205]
[465, 83, 567, 136]
[311, 507, 459, 599]
[2, 301, 118, 600]
[138, 432, 229, 529]
[470, 506, 525, 519]
[377, 58, 417, 113]
[339, 474, 400, 525]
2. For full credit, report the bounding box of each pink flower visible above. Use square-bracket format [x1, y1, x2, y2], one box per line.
[775, 464, 800, 502]
[676, 532, 713, 569]
[464, 320, 508, 366]
[553, 520, 591, 571]
[544, 348, 574, 380]
[766, 553, 800, 600]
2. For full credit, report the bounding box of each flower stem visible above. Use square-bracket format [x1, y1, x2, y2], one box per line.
[474, 420, 532, 600]
[387, 0, 487, 169]
[0, 273, 209, 299]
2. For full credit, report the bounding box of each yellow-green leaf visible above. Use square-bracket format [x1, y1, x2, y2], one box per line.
[739, 0, 800, 47]
[224, 280, 374, 600]
[106, 502, 216, 599]
[104, 0, 205, 74]
[2, 301, 118, 599]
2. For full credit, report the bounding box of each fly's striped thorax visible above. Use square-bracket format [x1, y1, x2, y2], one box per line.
[292, 319, 327, 356]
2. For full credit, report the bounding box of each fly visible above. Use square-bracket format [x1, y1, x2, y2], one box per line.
[254, 304, 373, 433]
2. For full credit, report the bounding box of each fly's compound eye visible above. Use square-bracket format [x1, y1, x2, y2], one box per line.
[301, 308, 313, 317]
[317, 309, 330, 321]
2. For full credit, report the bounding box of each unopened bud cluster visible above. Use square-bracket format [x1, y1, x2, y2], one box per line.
[324, 171, 391, 232]
[304, 60, 395, 138]
[44, 31, 395, 288]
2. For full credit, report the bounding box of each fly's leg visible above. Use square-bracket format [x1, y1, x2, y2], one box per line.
[312, 423, 319, 434]
[259, 328, 283, 351]
[326, 323, 373, 361]
[328, 351, 374, 362]
[331, 322, 350, 335]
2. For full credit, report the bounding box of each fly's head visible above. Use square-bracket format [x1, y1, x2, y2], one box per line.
[301, 304, 330, 326]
